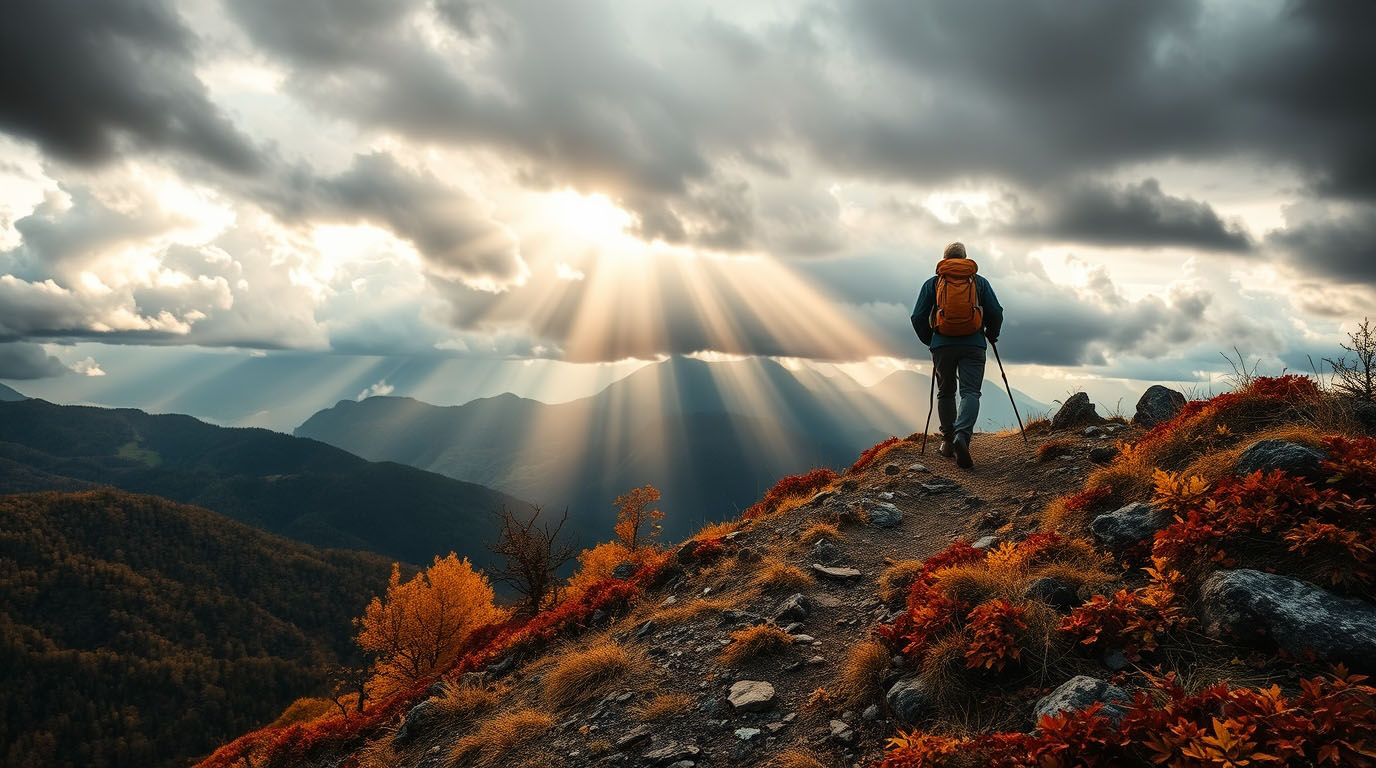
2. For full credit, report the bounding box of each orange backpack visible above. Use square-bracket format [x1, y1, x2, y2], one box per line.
[931, 258, 984, 336]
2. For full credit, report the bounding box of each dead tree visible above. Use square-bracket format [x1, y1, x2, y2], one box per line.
[487, 505, 577, 613]
[1326, 317, 1376, 401]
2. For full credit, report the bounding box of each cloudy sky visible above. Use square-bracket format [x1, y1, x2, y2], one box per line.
[1, 0, 1373, 427]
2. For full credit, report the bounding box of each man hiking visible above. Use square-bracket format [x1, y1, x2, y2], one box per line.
[910, 242, 1004, 469]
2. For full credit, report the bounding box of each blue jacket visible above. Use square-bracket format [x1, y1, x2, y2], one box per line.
[910, 273, 1003, 350]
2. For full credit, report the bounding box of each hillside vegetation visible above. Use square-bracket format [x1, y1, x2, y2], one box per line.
[0, 398, 532, 570]
[199, 370, 1376, 768]
[0, 490, 395, 768]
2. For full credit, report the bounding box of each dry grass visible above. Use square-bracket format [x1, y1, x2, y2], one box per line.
[770, 747, 831, 768]
[267, 696, 337, 728]
[693, 519, 743, 541]
[1036, 439, 1076, 461]
[832, 639, 890, 707]
[933, 562, 1022, 606]
[799, 521, 840, 543]
[751, 556, 815, 592]
[630, 692, 694, 721]
[650, 595, 740, 626]
[879, 558, 925, 603]
[354, 738, 399, 768]
[587, 739, 613, 757]
[720, 624, 794, 667]
[542, 641, 649, 710]
[434, 679, 500, 721]
[448, 708, 553, 767]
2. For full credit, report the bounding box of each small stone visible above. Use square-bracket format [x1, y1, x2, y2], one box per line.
[393, 699, 440, 746]
[1088, 446, 1118, 464]
[612, 561, 638, 580]
[734, 727, 762, 741]
[909, 463, 929, 472]
[920, 483, 951, 494]
[698, 698, 720, 716]
[829, 719, 855, 744]
[1083, 425, 1104, 437]
[616, 724, 653, 749]
[1102, 649, 1129, 672]
[972, 535, 1000, 550]
[811, 538, 840, 563]
[878, 491, 895, 500]
[811, 563, 862, 580]
[1091, 502, 1168, 552]
[862, 704, 881, 721]
[1023, 576, 1080, 612]
[808, 655, 825, 665]
[782, 622, 803, 633]
[886, 677, 934, 725]
[765, 721, 786, 733]
[790, 634, 817, 644]
[1034, 676, 1130, 724]
[774, 593, 814, 622]
[635, 619, 657, 639]
[643, 742, 701, 764]
[728, 680, 776, 712]
[884, 463, 901, 476]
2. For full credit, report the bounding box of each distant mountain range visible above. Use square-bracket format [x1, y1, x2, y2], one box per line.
[0, 489, 394, 768]
[0, 398, 532, 571]
[0, 382, 25, 401]
[296, 356, 1048, 545]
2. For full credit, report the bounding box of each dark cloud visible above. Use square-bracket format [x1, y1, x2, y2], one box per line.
[1267, 209, 1376, 285]
[0, 0, 260, 172]
[1019, 179, 1253, 252]
[0, 342, 69, 379]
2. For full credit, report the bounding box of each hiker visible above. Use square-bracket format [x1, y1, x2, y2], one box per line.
[910, 242, 1004, 468]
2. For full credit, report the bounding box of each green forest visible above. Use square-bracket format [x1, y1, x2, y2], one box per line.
[0, 490, 394, 768]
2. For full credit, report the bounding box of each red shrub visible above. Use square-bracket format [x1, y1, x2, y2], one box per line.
[691, 537, 724, 559]
[850, 436, 902, 474]
[875, 541, 988, 660]
[1063, 484, 1114, 514]
[964, 599, 1028, 671]
[743, 467, 838, 519]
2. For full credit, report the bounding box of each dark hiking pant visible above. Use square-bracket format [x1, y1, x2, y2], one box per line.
[932, 345, 986, 442]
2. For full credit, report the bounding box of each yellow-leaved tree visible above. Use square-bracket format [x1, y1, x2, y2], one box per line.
[613, 484, 664, 553]
[356, 553, 507, 694]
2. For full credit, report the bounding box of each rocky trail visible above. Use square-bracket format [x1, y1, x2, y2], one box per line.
[385, 424, 1130, 768]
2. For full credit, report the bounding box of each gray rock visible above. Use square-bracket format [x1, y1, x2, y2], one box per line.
[1235, 439, 1326, 481]
[829, 719, 855, 744]
[884, 463, 901, 476]
[698, 698, 720, 716]
[811, 563, 862, 580]
[720, 609, 766, 626]
[612, 561, 638, 580]
[774, 593, 814, 622]
[634, 619, 657, 639]
[1102, 649, 1129, 672]
[790, 634, 817, 644]
[485, 654, 516, 678]
[1090, 502, 1168, 552]
[811, 538, 840, 564]
[1033, 676, 1130, 724]
[886, 677, 934, 725]
[616, 724, 653, 749]
[1199, 569, 1376, 667]
[1083, 425, 1104, 438]
[1133, 385, 1186, 428]
[734, 727, 761, 741]
[867, 501, 903, 528]
[643, 742, 700, 765]
[1051, 392, 1103, 430]
[394, 699, 440, 746]
[862, 704, 881, 721]
[728, 680, 776, 712]
[909, 463, 929, 472]
[972, 535, 1000, 550]
[1022, 576, 1080, 611]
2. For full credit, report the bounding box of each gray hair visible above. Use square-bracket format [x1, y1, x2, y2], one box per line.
[942, 242, 967, 259]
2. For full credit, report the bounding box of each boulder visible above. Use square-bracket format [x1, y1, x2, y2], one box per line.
[1033, 676, 1130, 724]
[1199, 569, 1376, 667]
[774, 593, 814, 622]
[1051, 392, 1103, 430]
[1235, 439, 1326, 481]
[1090, 502, 1169, 552]
[867, 501, 903, 528]
[886, 677, 935, 725]
[728, 680, 776, 712]
[393, 699, 441, 746]
[1022, 576, 1080, 612]
[811, 563, 862, 580]
[611, 561, 638, 580]
[1133, 385, 1186, 428]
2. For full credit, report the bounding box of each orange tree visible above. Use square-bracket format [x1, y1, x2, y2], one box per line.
[613, 484, 664, 553]
[355, 553, 507, 694]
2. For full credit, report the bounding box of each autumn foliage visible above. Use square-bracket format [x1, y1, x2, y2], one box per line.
[613, 484, 665, 552]
[744, 467, 838, 519]
[850, 436, 902, 474]
[356, 554, 507, 694]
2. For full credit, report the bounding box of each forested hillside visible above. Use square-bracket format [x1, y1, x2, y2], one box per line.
[0, 490, 395, 768]
[0, 399, 532, 570]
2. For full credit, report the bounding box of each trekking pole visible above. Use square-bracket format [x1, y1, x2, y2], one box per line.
[989, 340, 1028, 444]
[920, 367, 936, 455]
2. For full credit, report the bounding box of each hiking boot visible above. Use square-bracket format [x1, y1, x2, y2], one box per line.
[938, 440, 955, 458]
[953, 434, 973, 469]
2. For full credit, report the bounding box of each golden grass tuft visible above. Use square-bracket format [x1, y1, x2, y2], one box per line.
[354, 738, 399, 768]
[542, 641, 649, 710]
[447, 708, 553, 767]
[651, 595, 739, 626]
[694, 519, 743, 541]
[770, 746, 831, 768]
[751, 556, 815, 592]
[933, 562, 1022, 606]
[832, 639, 891, 707]
[720, 623, 794, 666]
[587, 739, 613, 757]
[799, 521, 841, 544]
[267, 697, 337, 728]
[631, 692, 694, 721]
[879, 558, 925, 603]
[434, 679, 500, 721]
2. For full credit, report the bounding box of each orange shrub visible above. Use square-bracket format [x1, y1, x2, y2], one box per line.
[745, 468, 839, 519]
[964, 599, 1027, 672]
[850, 437, 902, 474]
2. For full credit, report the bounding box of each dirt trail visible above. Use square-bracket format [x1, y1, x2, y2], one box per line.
[389, 428, 1122, 768]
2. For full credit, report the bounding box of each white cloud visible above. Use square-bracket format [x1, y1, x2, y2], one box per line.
[356, 379, 395, 400]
